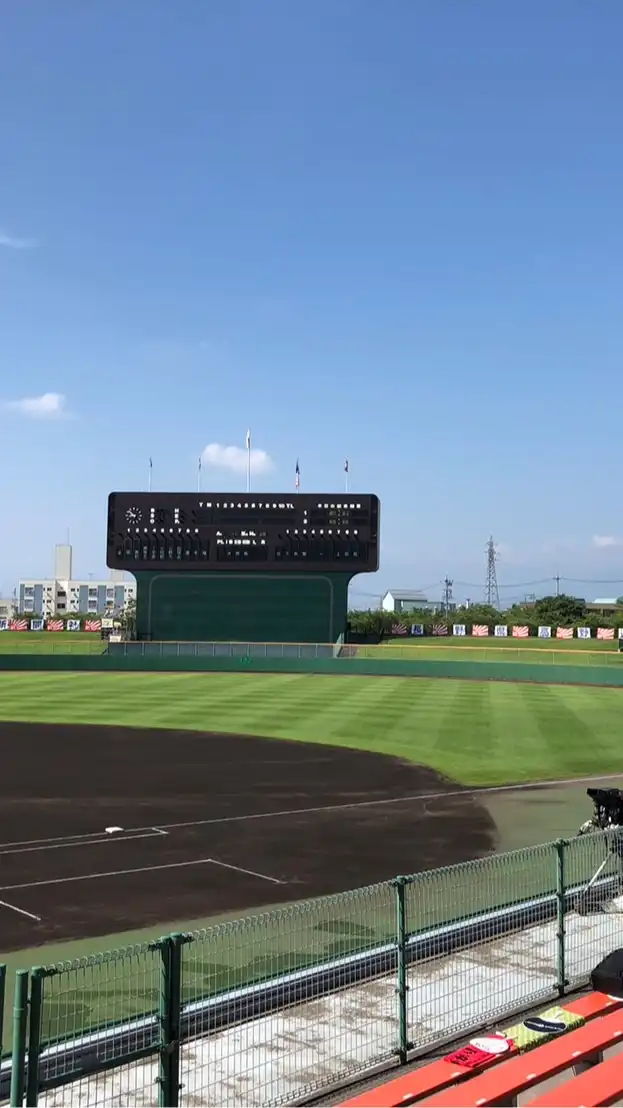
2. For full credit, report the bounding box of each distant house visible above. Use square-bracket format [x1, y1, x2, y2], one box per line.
[381, 590, 455, 615]
[585, 597, 623, 618]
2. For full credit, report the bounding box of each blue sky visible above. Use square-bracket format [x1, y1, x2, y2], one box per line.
[2, 0, 622, 606]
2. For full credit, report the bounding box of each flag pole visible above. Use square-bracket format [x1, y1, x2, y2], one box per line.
[245, 430, 251, 493]
[295, 459, 300, 493]
[197, 456, 202, 493]
[344, 458, 349, 494]
[148, 456, 153, 493]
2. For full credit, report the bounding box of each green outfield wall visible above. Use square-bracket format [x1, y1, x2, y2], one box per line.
[1, 652, 623, 685]
[134, 571, 353, 642]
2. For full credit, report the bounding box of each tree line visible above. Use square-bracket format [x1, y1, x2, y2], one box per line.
[348, 594, 623, 635]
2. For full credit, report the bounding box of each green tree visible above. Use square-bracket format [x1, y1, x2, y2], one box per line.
[119, 597, 136, 637]
[533, 594, 586, 626]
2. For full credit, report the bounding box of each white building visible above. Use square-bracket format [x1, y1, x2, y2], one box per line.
[381, 589, 456, 614]
[18, 545, 136, 618]
[0, 597, 17, 621]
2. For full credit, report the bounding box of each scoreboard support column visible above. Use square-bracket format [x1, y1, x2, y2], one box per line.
[133, 570, 355, 645]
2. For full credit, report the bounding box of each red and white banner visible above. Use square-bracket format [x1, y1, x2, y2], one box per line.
[512, 626, 529, 638]
[391, 623, 408, 636]
[472, 625, 489, 636]
[47, 619, 64, 632]
[84, 620, 102, 632]
[597, 627, 615, 640]
[9, 619, 28, 631]
[556, 627, 573, 639]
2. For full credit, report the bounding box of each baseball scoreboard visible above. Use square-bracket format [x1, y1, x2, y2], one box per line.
[107, 492, 380, 572]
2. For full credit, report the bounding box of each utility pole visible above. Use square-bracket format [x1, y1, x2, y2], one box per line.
[443, 576, 453, 614]
[485, 535, 500, 608]
[554, 574, 560, 597]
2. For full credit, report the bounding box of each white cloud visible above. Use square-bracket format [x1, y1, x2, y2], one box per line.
[201, 442, 274, 476]
[5, 392, 68, 419]
[0, 230, 36, 249]
[593, 535, 621, 549]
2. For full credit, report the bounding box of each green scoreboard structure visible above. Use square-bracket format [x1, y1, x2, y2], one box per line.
[106, 492, 380, 643]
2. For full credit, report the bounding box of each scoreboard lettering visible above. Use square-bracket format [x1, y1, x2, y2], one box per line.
[107, 493, 380, 572]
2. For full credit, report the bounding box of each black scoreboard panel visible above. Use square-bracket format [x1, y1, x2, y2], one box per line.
[106, 493, 380, 572]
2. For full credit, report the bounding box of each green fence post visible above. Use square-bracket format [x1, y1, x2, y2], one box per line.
[9, 972, 29, 1107]
[0, 963, 7, 1060]
[392, 876, 410, 1064]
[24, 969, 44, 1108]
[157, 934, 184, 1108]
[555, 840, 568, 996]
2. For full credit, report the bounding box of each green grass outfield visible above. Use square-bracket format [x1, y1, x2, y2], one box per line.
[0, 632, 105, 654]
[1, 670, 622, 785]
[364, 636, 622, 664]
[0, 670, 622, 1044]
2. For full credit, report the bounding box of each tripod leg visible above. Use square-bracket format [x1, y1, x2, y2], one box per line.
[577, 855, 610, 914]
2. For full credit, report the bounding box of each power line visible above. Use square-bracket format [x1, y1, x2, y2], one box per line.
[454, 578, 554, 589]
[560, 577, 623, 585]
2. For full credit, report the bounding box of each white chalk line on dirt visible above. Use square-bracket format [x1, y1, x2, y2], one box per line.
[0, 855, 283, 894]
[0, 898, 41, 921]
[0, 829, 165, 858]
[110, 769, 623, 836]
[0, 770, 619, 857]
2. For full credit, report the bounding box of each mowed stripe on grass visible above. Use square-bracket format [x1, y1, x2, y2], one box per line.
[0, 672, 622, 785]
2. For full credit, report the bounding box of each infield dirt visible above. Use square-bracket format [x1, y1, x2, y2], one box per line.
[0, 721, 496, 951]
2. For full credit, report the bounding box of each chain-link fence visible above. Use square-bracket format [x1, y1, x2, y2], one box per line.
[9, 832, 623, 1106]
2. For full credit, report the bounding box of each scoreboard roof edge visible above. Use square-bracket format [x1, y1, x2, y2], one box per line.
[108, 491, 380, 499]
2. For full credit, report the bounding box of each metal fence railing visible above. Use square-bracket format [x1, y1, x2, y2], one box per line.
[111, 640, 339, 660]
[3, 636, 620, 664]
[7, 832, 623, 1106]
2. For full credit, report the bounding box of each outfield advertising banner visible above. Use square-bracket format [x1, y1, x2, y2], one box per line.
[576, 627, 591, 639]
[538, 626, 552, 638]
[0, 618, 107, 631]
[494, 625, 508, 636]
[453, 624, 466, 636]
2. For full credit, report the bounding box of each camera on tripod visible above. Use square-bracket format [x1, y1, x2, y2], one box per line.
[575, 788, 623, 913]
[581, 788, 623, 833]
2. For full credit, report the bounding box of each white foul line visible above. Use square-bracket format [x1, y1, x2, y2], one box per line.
[0, 899, 41, 921]
[0, 855, 282, 893]
[104, 769, 623, 837]
[0, 830, 165, 858]
[0, 772, 619, 857]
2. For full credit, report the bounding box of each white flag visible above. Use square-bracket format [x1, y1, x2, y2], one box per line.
[245, 429, 251, 450]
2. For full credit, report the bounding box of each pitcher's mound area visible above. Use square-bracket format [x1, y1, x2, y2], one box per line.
[0, 722, 496, 950]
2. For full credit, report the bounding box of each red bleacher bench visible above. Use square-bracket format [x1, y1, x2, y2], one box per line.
[338, 994, 622, 1108]
[526, 1049, 623, 1106]
[420, 1005, 623, 1106]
